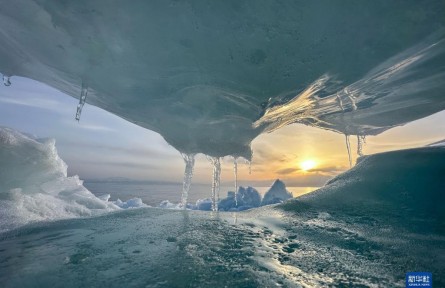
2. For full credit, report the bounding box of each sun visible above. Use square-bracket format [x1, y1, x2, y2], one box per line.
[300, 159, 316, 171]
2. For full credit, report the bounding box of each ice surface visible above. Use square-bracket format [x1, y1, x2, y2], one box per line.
[2, 149, 444, 288]
[1, 1, 444, 158]
[0, 127, 146, 233]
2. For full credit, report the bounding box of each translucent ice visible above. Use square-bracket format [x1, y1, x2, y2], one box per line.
[0, 2, 444, 158]
[75, 82, 88, 121]
[180, 153, 195, 209]
[207, 156, 221, 211]
[2, 75, 11, 86]
[345, 134, 352, 168]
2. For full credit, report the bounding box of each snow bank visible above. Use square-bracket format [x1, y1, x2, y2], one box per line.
[282, 147, 445, 230]
[0, 127, 146, 233]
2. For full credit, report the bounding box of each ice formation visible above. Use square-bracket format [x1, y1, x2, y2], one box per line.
[207, 156, 221, 211]
[233, 157, 238, 206]
[0, 1, 444, 159]
[283, 146, 445, 228]
[180, 153, 195, 208]
[345, 134, 352, 168]
[261, 179, 293, 206]
[0, 127, 146, 233]
[2, 74, 11, 86]
[75, 82, 88, 121]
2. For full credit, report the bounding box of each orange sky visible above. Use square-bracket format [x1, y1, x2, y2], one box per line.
[192, 110, 445, 187]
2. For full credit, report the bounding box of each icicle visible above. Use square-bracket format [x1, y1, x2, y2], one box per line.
[336, 91, 344, 111]
[75, 82, 88, 121]
[207, 156, 221, 211]
[357, 135, 364, 157]
[244, 159, 252, 175]
[345, 134, 352, 168]
[233, 157, 238, 206]
[344, 88, 357, 111]
[180, 153, 195, 209]
[2, 75, 11, 86]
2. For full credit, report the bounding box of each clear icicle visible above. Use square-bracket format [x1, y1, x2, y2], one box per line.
[233, 157, 238, 207]
[244, 159, 252, 175]
[75, 82, 88, 121]
[345, 134, 352, 168]
[180, 153, 195, 209]
[357, 135, 364, 157]
[2, 75, 11, 86]
[361, 135, 367, 144]
[336, 91, 344, 111]
[207, 156, 221, 212]
[344, 87, 357, 111]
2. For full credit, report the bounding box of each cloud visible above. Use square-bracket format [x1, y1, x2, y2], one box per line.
[77, 159, 156, 170]
[276, 165, 347, 176]
[59, 141, 178, 159]
[307, 166, 347, 173]
[0, 97, 64, 112]
[76, 124, 115, 132]
[276, 167, 299, 175]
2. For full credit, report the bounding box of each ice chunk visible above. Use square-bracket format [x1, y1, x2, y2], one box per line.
[261, 179, 293, 206]
[0, 127, 128, 233]
[113, 198, 148, 209]
[235, 186, 261, 210]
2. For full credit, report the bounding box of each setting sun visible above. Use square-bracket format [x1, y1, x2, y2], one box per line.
[301, 159, 317, 171]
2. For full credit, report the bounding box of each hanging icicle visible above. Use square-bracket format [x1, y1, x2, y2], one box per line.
[180, 153, 195, 209]
[75, 82, 88, 121]
[357, 135, 364, 157]
[2, 75, 11, 86]
[336, 91, 344, 111]
[207, 156, 221, 212]
[345, 134, 352, 168]
[233, 157, 238, 207]
[244, 159, 252, 175]
[344, 87, 357, 111]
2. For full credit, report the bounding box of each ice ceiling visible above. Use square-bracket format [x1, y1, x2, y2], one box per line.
[1, 0, 444, 159]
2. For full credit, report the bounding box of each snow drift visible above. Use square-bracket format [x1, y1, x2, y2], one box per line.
[282, 146, 445, 231]
[0, 127, 146, 233]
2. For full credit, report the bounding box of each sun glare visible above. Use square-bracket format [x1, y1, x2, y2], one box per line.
[300, 159, 316, 171]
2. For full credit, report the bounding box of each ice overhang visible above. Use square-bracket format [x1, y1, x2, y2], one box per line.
[0, 0, 444, 158]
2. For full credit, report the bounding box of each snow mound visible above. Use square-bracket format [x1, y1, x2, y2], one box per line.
[0, 127, 146, 233]
[282, 147, 445, 230]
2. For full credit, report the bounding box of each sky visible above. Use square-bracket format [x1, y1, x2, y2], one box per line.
[1, 76, 445, 187]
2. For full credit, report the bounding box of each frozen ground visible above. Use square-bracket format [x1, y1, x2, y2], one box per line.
[1, 127, 444, 287]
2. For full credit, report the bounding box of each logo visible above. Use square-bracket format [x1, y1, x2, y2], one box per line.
[406, 272, 432, 287]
